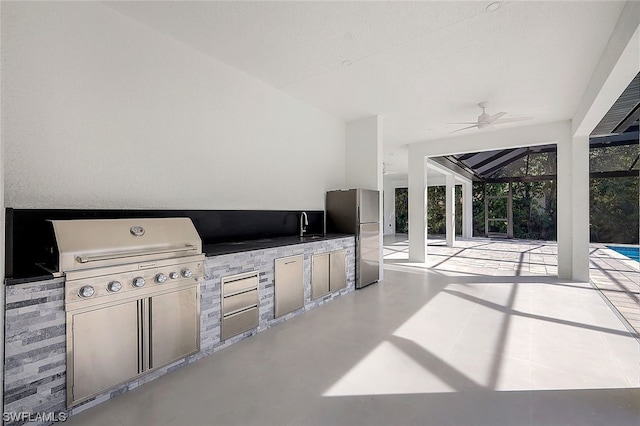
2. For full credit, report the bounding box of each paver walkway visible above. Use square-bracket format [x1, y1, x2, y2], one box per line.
[383, 235, 639, 336]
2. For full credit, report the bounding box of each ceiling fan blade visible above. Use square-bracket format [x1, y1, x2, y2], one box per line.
[450, 124, 479, 133]
[484, 111, 507, 124]
[493, 116, 534, 125]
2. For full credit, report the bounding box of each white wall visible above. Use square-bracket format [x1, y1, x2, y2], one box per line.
[2, 2, 345, 210]
[345, 116, 383, 191]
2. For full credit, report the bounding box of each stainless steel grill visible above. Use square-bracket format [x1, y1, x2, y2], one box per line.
[52, 217, 204, 407]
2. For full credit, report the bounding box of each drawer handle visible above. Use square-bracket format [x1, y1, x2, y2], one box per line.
[284, 260, 297, 265]
[76, 244, 198, 263]
[223, 275, 258, 284]
[223, 288, 258, 298]
[224, 304, 258, 318]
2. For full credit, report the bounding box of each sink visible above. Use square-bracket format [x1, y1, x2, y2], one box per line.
[300, 235, 324, 241]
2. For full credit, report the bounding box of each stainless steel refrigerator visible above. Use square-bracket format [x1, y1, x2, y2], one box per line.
[326, 189, 380, 289]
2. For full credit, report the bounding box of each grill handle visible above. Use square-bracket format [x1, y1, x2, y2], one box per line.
[76, 244, 199, 264]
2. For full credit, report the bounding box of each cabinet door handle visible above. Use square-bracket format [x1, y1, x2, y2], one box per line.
[284, 260, 297, 265]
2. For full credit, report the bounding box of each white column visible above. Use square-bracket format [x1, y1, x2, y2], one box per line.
[558, 130, 590, 281]
[345, 116, 384, 279]
[462, 181, 473, 238]
[408, 153, 427, 262]
[556, 126, 573, 279]
[572, 135, 590, 281]
[445, 173, 455, 246]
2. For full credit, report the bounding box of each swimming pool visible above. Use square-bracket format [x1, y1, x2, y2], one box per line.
[607, 245, 640, 262]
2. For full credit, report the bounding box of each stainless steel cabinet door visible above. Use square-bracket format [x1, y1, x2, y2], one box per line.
[70, 300, 139, 403]
[275, 255, 304, 317]
[150, 286, 199, 368]
[358, 222, 380, 288]
[312, 253, 329, 300]
[330, 250, 347, 291]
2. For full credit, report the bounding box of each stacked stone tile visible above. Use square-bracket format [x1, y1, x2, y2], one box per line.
[3, 237, 355, 425]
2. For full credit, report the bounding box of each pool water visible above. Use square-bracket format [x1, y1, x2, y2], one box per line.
[607, 245, 640, 262]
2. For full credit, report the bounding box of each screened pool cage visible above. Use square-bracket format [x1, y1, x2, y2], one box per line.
[394, 121, 638, 244]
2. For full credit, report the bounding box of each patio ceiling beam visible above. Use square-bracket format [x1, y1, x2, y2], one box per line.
[485, 174, 556, 183]
[456, 153, 477, 161]
[589, 131, 639, 148]
[484, 169, 640, 183]
[611, 102, 640, 134]
[590, 170, 640, 179]
[482, 144, 563, 179]
[438, 155, 482, 181]
[482, 149, 534, 178]
[469, 149, 519, 171]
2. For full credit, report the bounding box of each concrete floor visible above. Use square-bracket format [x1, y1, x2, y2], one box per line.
[385, 235, 639, 335]
[66, 235, 640, 426]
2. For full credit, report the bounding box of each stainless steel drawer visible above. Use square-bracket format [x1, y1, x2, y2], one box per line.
[223, 289, 258, 315]
[223, 275, 258, 295]
[222, 307, 259, 340]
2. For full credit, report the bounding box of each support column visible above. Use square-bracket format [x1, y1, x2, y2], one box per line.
[556, 125, 574, 280]
[445, 173, 455, 246]
[557, 128, 590, 281]
[408, 154, 427, 262]
[572, 135, 590, 281]
[462, 181, 473, 238]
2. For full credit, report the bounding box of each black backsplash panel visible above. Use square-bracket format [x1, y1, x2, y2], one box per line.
[5, 209, 324, 279]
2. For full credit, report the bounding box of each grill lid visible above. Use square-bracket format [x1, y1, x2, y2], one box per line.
[51, 218, 202, 273]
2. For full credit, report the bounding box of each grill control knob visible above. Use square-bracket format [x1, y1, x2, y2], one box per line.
[79, 286, 95, 298]
[169, 272, 179, 280]
[107, 281, 122, 292]
[155, 273, 168, 284]
[181, 269, 193, 278]
[132, 277, 146, 288]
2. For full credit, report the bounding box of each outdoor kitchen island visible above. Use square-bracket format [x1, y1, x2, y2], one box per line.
[3, 234, 355, 425]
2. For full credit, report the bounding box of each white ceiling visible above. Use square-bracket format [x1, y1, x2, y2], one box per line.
[105, 1, 627, 176]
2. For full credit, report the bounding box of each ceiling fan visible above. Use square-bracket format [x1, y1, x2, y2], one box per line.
[449, 102, 533, 133]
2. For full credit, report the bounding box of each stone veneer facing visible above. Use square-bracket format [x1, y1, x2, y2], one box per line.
[3, 237, 355, 426]
[4, 279, 67, 424]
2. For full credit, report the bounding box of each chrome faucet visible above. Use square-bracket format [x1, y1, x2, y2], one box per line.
[300, 212, 308, 237]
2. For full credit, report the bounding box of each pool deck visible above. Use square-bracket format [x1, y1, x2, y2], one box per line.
[383, 235, 640, 337]
[589, 245, 640, 336]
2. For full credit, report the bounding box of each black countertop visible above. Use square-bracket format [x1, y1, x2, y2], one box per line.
[203, 233, 354, 256]
[5, 233, 355, 285]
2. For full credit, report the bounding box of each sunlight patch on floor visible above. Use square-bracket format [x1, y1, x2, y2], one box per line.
[322, 340, 460, 396]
